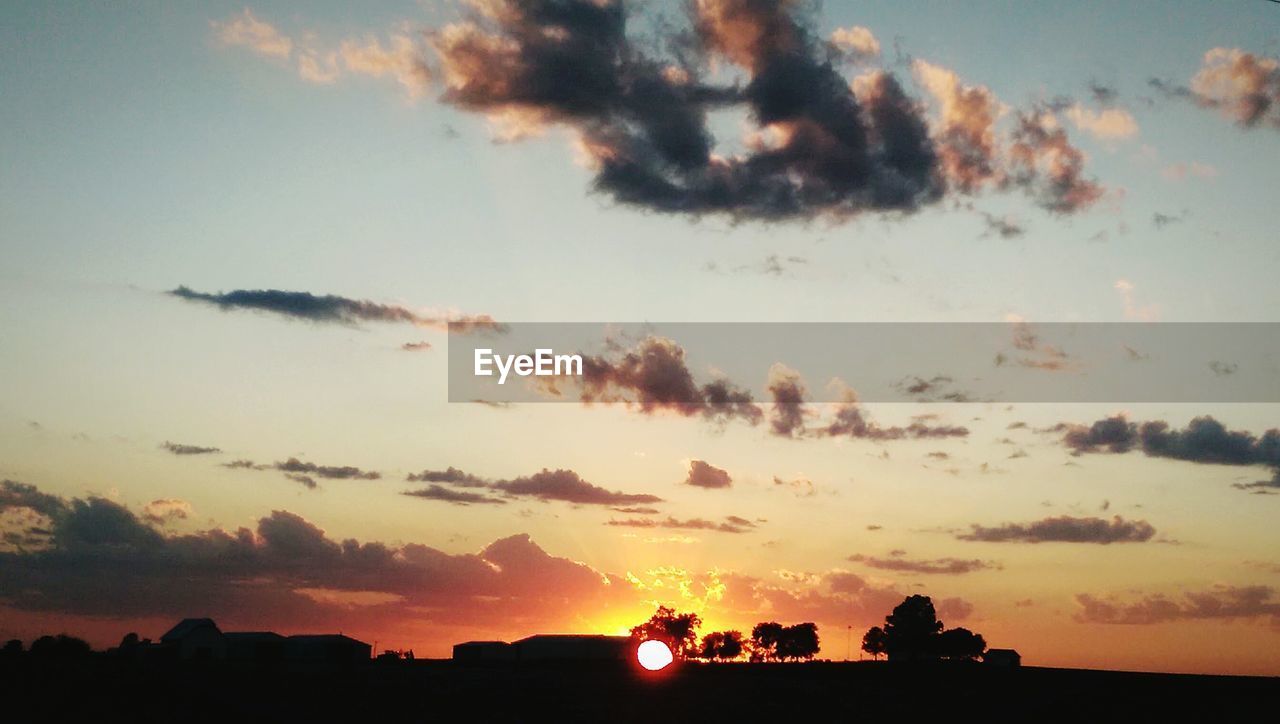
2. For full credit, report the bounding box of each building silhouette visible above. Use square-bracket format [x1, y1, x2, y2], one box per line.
[454, 634, 631, 663]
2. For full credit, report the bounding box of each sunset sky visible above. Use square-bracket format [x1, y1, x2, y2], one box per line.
[2, 0, 1279, 675]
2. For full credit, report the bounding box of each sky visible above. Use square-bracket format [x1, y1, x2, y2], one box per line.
[1, 0, 1279, 675]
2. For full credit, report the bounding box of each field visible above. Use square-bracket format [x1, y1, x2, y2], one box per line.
[5, 658, 1276, 722]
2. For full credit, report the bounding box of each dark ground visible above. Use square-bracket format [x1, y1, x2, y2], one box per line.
[4, 657, 1277, 722]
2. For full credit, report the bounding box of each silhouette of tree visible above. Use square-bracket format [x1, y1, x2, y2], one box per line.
[864, 595, 987, 662]
[749, 621, 785, 661]
[749, 622, 819, 661]
[776, 623, 820, 661]
[631, 606, 702, 659]
[861, 626, 887, 660]
[2, 639, 22, 657]
[935, 627, 986, 661]
[29, 634, 91, 659]
[882, 594, 944, 660]
[699, 631, 744, 660]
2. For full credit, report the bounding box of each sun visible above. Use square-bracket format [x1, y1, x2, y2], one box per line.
[636, 639, 674, 671]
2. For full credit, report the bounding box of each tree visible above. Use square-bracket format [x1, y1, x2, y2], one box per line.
[631, 606, 702, 659]
[865, 595, 988, 662]
[882, 594, 943, 660]
[776, 623, 820, 661]
[861, 626, 887, 660]
[1, 639, 23, 657]
[749, 621, 785, 661]
[29, 634, 91, 659]
[935, 627, 986, 661]
[699, 631, 744, 661]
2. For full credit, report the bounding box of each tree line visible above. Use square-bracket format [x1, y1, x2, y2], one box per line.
[630, 606, 820, 662]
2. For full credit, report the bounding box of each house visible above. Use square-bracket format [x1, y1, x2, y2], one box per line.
[154, 619, 370, 667]
[159, 618, 226, 661]
[224, 632, 286, 663]
[512, 634, 631, 662]
[452, 640, 516, 662]
[983, 648, 1021, 667]
[285, 634, 371, 668]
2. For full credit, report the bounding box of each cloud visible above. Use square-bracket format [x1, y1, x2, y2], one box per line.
[275, 458, 380, 481]
[848, 552, 999, 575]
[1064, 104, 1139, 140]
[1075, 585, 1280, 625]
[1060, 415, 1280, 491]
[403, 485, 507, 506]
[169, 286, 502, 331]
[570, 336, 763, 426]
[406, 467, 488, 487]
[979, 211, 1025, 239]
[433, 0, 952, 222]
[3, 481, 988, 652]
[1005, 106, 1105, 214]
[684, 460, 732, 489]
[339, 34, 432, 97]
[829, 26, 880, 62]
[142, 499, 193, 526]
[1156, 48, 1280, 129]
[821, 382, 969, 440]
[402, 466, 663, 507]
[160, 441, 222, 456]
[957, 515, 1156, 544]
[606, 516, 756, 534]
[284, 473, 318, 489]
[772, 475, 816, 497]
[912, 59, 1002, 193]
[0, 481, 620, 635]
[767, 363, 808, 438]
[401, 341, 433, 352]
[211, 8, 293, 59]
[211, 10, 431, 98]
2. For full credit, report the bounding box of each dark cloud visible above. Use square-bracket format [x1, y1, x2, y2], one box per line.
[1089, 81, 1119, 105]
[401, 341, 433, 352]
[284, 474, 318, 490]
[684, 460, 732, 489]
[958, 515, 1156, 544]
[1152, 48, 1280, 129]
[432, 0, 1097, 223]
[1075, 585, 1280, 625]
[275, 458, 381, 481]
[572, 336, 763, 426]
[1152, 211, 1184, 229]
[169, 286, 502, 332]
[493, 468, 663, 506]
[406, 467, 488, 487]
[1005, 105, 1105, 214]
[0, 481, 619, 635]
[848, 552, 999, 575]
[610, 506, 660, 515]
[160, 441, 222, 456]
[821, 388, 969, 441]
[401, 466, 662, 507]
[605, 515, 756, 534]
[767, 364, 808, 437]
[403, 485, 507, 506]
[979, 211, 1026, 239]
[1061, 415, 1280, 491]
